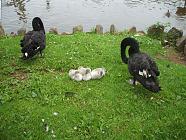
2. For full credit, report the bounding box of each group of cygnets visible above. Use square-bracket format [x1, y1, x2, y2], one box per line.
[69, 67, 106, 81]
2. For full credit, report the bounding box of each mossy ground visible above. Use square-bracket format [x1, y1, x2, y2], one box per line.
[0, 33, 186, 139]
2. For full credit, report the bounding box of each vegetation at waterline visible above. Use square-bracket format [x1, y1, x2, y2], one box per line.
[0, 32, 186, 139]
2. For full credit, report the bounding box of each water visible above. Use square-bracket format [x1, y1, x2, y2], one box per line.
[0, 1, 1, 20]
[1, 0, 186, 34]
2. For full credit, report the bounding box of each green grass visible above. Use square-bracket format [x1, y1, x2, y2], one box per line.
[0, 33, 186, 140]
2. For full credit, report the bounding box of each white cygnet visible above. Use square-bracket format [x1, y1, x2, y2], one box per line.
[69, 69, 83, 81]
[91, 68, 106, 79]
[82, 68, 92, 81]
[78, 66, 87, 75]
[73, 72, 83, 81]
[69, 69, 77, 78]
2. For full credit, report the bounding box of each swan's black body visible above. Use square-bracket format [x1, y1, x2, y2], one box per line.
[121, 37, 161, 92]
[20, 17, 46, 59]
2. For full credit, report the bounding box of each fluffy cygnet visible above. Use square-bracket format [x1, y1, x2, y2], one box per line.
[91, 68, 106, 79]
[82, 68, 92, 81]
[78, 66, 87, 75]
[73, 72, 83, 81]
[69, 69, 77, 78]
[69, 69, 83, 81]
[78, 67, 92, 81]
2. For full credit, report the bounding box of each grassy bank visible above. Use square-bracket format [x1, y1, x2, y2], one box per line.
[0, 33, 186, 139]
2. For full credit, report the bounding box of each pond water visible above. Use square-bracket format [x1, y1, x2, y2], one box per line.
[1, 0, 186, 34]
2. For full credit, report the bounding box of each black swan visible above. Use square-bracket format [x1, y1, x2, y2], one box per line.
[20, 17, 46, 59]
[121, 37, 161, 93]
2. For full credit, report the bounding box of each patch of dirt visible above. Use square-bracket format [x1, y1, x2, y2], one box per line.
[156, 47, 186, 65]
[11, 62, 17, 67]
[10, 70, 28, 80]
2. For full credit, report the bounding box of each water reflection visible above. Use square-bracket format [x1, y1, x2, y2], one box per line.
[87, 0, 113, 6]
[91, 0, 104, 4]
[123, 0, 144, 8]
[123, 0, 185, 8]
[2, 0, 186, 34]
[46, 0, 51, 10]
[6, 0, 28, 23]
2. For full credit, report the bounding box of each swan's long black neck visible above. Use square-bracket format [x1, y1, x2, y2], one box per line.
[120, 37, 140, 64]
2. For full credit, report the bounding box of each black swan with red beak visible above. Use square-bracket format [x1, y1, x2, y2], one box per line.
[121, 37, 161, 93]
[20, 17, 46, 59]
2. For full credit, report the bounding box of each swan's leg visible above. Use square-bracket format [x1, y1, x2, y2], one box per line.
[40, 50, 42, 56]
[129, 77, 138, 85]
[133, 77, 137, 85]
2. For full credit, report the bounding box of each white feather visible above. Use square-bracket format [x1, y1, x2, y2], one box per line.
[143, 69, 148, 78]
[25, 52, 28, 57]
[139, 70, 143, 76]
